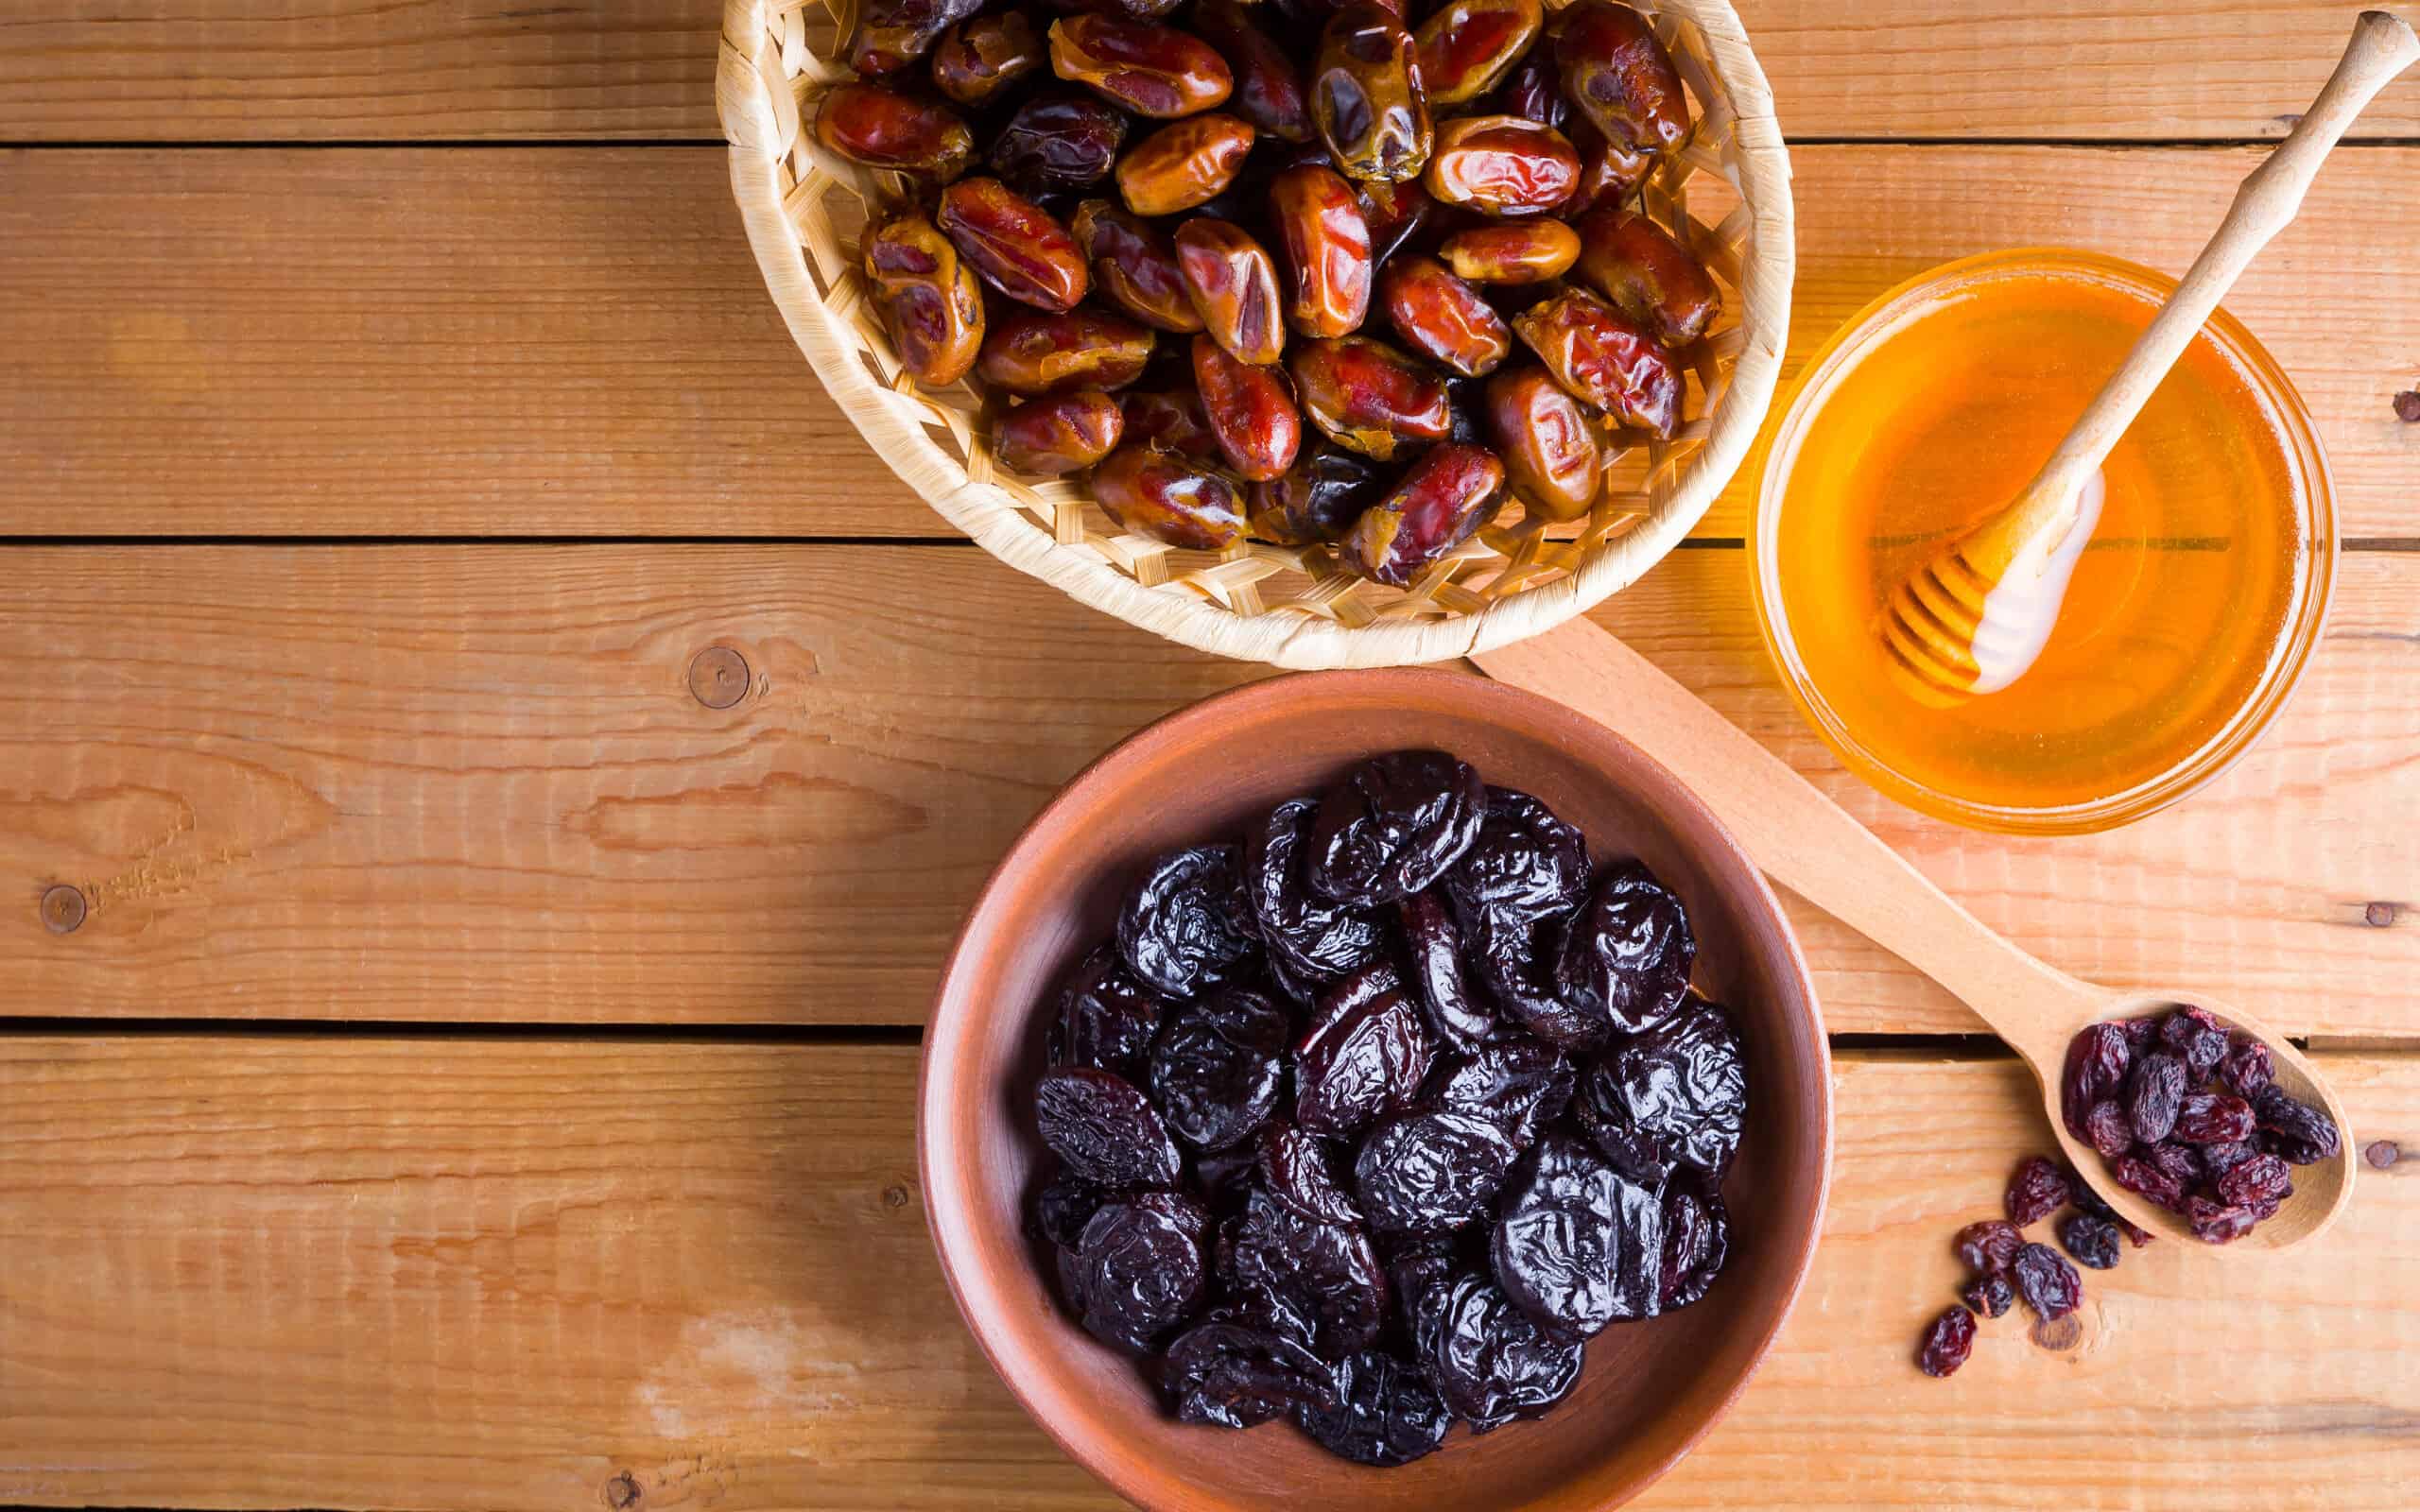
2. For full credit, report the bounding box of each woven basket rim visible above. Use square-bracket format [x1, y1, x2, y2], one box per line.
[717, 0, 1796, 668]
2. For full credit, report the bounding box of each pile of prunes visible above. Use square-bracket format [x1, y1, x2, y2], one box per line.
[1026, 748, 1749, 1467]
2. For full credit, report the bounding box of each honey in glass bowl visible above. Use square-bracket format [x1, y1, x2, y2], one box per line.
[1752, 249, 2334, 834]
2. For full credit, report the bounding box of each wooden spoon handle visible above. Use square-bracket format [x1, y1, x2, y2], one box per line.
[1475, 619, 2090, 1065]
[1979, 9, 2420, 566]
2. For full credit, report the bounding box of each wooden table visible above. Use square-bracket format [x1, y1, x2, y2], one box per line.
[1, 4, 2414, 1508]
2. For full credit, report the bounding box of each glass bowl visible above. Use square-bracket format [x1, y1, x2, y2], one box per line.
[1751, 249, 2336, 835]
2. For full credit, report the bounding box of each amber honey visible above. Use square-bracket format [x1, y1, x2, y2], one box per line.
[1754, 250, 2333, 832]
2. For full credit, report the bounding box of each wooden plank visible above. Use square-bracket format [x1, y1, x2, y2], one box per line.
[1, 3, 2415, 143]
[0, 543, 2411, 1036]
[0, 1037, 2411, 1510]
[5, 146, 2416, 540]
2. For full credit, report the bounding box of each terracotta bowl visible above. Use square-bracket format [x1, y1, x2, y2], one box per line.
[919, 669, 1832, 1510]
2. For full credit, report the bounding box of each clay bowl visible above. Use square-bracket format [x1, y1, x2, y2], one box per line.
[918, 669, 1833, 1511]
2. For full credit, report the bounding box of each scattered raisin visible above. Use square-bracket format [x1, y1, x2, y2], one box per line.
[2003, 1155, 2071, 1227]
[1917, 1306, 1977, 1378]
[2056, 1212, 2120, 1270]
[2010, 1242, 2082, 1322]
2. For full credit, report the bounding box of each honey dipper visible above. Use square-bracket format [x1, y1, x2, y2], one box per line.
[1881, 9, 2419, 707]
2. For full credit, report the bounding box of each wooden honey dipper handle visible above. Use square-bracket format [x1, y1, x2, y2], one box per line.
[1965, 8, 2420, 578]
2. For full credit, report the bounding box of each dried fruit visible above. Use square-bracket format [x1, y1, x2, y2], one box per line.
[1414, 0, 1546, 107]
[1192, 0, 1313, 142]
[1512, 286, 1684, 437]
[1491, 48, 1567, 129]
[2059, 1022, 2134, 1139]
[1120, 387, 1222, 460]
[1412, 1270, 1584, 1427]
[977, 308, 1155, 394]
[1355, 177, 1436, 266]
[938, 177, 1090, 311]
[861, 208, 986, 387]
[1049, 14, 1235, 117]
[1249, 444, 1386, 546]
[1163, 1320, 1334, 1428]
[1192, 335, 1303, 481]
[1094, 443, 1247, 547]
[2185, 1195, 2256, 1246]
[2111, 1151, 2186, 1211]
[1032, 1165, 1119, 1247]
[2219, 1033, 2274, 1100]
[1552, 861, 1696, 1036]
[1659, 1166, 1731, 1310]
[1069, 1192, 1208, 1348]
[1116, 112, 1256, 215]
[1309, 750, 1487, 907]
[1046, 943, 1167, 1078]
[850, 0, 985, 76]
[1294, 1349, 1452, 1466]
[2010, 1241, 2081, 1321]
[1952, 1219, 2023, 1276]
[1339, 442, 1506, 587]
[1151, 1009, 1287, 1152]
[996, 389, 1125, 475]
[2004, 1154, 2072, 1227]
[1312, 6, 1433, 183]
[1553, 0, 1691, 158]
[930, 10, 1046, 105]
[1961, 1272, 2014, 1320]
[2125, 1051, 2187, 1144]
[991, 91, 1131, 190]
[1397, 889, 1497, 1049]
[1288, 335, 1455, 459]
[2172, 1091, 2256, 1145]
[1257, 1121, 1363, 1226]
[2162, 1005, 2229, 1082]
[2057, 1212, 2120, 1270]
[2083, 1098, 2135, 1159]
[1571, 205, 1720, 345]
[1226, 1187, 1390, 1357]
[2216, 1152, 2293, 1208]
[816, 82, 976, 180]
[1430, 1039, 1575, 1149]
[1174, 217, 1287, 366]
[1425, 115, 1582, 218]
[1492, 1133, 1660, 1334]
[1293, 961, 1434, 1139]
[1441, 220, 1582, 285]
[1270, 164, 1376, 339]
[1379, 255, 1513, 377]
[1356, 1109, 1521, 1231]
[1573, 995, 1746, 1176]
[1036, 1065, 1184, 1187]
[1071, 200, 1204, 333]
[2253, 1084, 2341, 1165]
[1916, 1305, 1977, 1378]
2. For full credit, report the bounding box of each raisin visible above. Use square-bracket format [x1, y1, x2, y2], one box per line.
[2057, 1212, 2121, 1270]
[2125, 1051, 2187, 1143]
[2065, 1169, 2154, 1246]
[2111, 1152, 2186, 1211]
[1961, 1272, 2014, 1320]
[2004, 1154, 2072, 1227]
[2010, 1242, 2082, 1322]
[2219, 1033, 2274, 1100]
[1036, 1065, 1184, 1187]
[2083, 1098, 2135, 1159]
[2171, 1091, 2256, 1145]
[2161, 1005, 2229, 1082]
[2185, 1195, 2256, 1246]
[2058, 1022, 2133, 1139]
[1952, 1219, 2023, 1275]
[2252, 1084, 2341, 1165]
[2216, 1152, 2294, 1208]
[1916, 1305, 1977, 1378]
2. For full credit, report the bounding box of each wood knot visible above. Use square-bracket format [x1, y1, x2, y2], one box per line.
[2030, 1314, 2083, 1352]
[688, 646, 751, 710]
[2394, 389, 2420, 423]
[40, 884, 87, 934]
[2365, 901, 2400, 928]
[2365, 1140, 2401, 1170]
[604, 1471, 642, 1509]
[883, 1183, 912, 1210]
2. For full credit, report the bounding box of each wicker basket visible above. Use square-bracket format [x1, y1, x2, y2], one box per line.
[718, 0, 1793, 668]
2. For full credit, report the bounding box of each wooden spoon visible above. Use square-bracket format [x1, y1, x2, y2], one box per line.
[1883, 9, 2420, 707]
[1477, 618, 2357, 1253]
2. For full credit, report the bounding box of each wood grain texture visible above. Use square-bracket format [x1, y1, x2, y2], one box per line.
[0, 543, 2410, 1035]
[1, 2, 2414, 142]
[5, 146, 2415, 539]
[0, 1038, 2411, 1510]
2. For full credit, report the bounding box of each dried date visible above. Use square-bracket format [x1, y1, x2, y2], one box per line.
[1116, 112, 1256, 216]
[816, 82, 976, 180]
[977, 308, 1154, 394]
[1572, 205, 1720, 345]
[850, 0, 984, 76]
[1414, 0, 1546, 108]
[1425, 115, 1581, 218]
[1312, 7, 1433, 183]
[991, 91, 1130, 190]
[1248, 444, 1385, 547]
[1554, 0, 1691, 158]
[1512, 286, 1684, 437]
[1192, 335, 1303, 482]
[1174, 218, 1287, 366]
[1270, 164, 1375, 340]
[938, 177, 1089, 311]
[1071, 200, 1204, 333]
[1441, 221, 1582, 285]
[1049, 14, 1235, 117]
[1192, 0, 1313, 142]
[930, 10, 1046, 105]
[996, 389, 1125, 475]
[1378, 255, 1512, 378]
[860, 208, 985, 387]
[1484, 364, 1603, 520]
[1287, 335, 1454, 459]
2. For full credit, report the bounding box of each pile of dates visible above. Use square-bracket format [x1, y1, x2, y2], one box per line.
[2059, 1005, 2340, 1245]
[1025, 748, 1751, 1466]
[824, 0, 1721, 587]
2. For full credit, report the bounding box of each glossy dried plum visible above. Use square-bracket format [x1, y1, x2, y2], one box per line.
[1294, 961, 1433, 1140]
[1961, 1272, 2014, 1320]
[1658, 1165, 1730, 1312]
[1031, 1166, 1119, 1248]
[1491, 1132, 1661, 1335]
[1551, 861, 1695, 1036]
[1953, 1219, 2023, 1276]
[1295, 1349, 1452, 1467]
[2253, 1084, 2341, 1165]
[2010, 1241, 2081, 1322]
[2220, 1033, 2274, 1099]
[2172, 1091, 2256, 1145]
[1037, 1066, 1184, 1187]
[1046, 944, 1167, 1078]
[1197, 985, 1294, 1056]
[2057, 1212, 2120, 1270]
[1469, 912, 1602, 1049]
[1916, 1306, 1976, 1379]
[1071, 1193, 1208, 1349]
[1397, 888, 1495, 1049]
[2125, 1051, 2187, 1144]
[1428, 1039, 1574, 1149]
[1307, 750, 1486, 907]
[2059, 1022, 2133, 1139]
[1258, 1122, 1363, 1226]
[1117, 844, 1257, 999]
[1150, 1014, 1285, 1151]
[1411, 1270, 1584, 1429]
[1241, 797, 1384, 981]
[1573, 994, 1746, 1177]
[1354, 1109, 1520, 1231]
[1444, 787, 1590, 931]
[2003, 1154, 2071, 1227]
[1193, 1143, 1259, 1216]
[1163, 1321, 1336, 1428]
[1226, 1188, 1390, 1358]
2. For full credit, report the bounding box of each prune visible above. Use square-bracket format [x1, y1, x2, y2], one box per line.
[2058, 1021, 2134, 1139]
[1174, 218, 1287, 366]
[1442, 221, 1582, 286]
[861, 208, 986, 387]
[1574, 994, 1746, 1177]
[2004, 1154, 2072, 1227]
[1425, 115, 1581, 218]
[1294, 1350, 1452, 1466]
[1312, 7, 1432, 184]
[2253, 1084, 2341, 1165]
[938, 178, 1089, 312]
[1093, 442, 1248, 547]
[1379, 255, 1512, 378]
[1116, 112, 1256, 215]
[991, 91, 1130, 190]
[1270, 164, 1375, 340]
[1072, 1192, 1208, 1348]
[2058, 1212, 2120, 1270]
[1037, 1065, 1184, 1187]
[1259, 1121, 1363, 1225]
[1032, 1166, 1119, 1247]
[2111, 1152, 2186, 1211]
[1490, 48, 1567, 129]
[2185, 1195, 2256, 1246]
[1916, 1306, 1977, 1379]
[1307, 749, 1487, 906]
[2160, 1005, 2228, 1079]
[2010, 1241, 2081, 1322]
[1193, 1144, 1260, 1215]
[2124, 1050, 2187, 1144]
[1198, 985, 1293, 1055]
[1226, 1187, 1390, 1357]
[1150, 1014, 1285, 1152]
[1049, 14, 1235, 117]
[1445, 786, 1591, 931]
[2219, 1033, 2274, 1100]
[1659, 1165, 1731, 1311]
[931, 10, 1046, 105]
[850, 0, 985, 76]
[1339, 441, 1505, 587]
[2216, 1152, 2293, 1208]
[1552, 861, 1696, 1037]
[1397, 889, 1496, 1049]
[1355, 1109, 1520, 1231]
[1117, 844, 1256, 998]
[1249, 444, 1385, 547]
[1553, 0, 1691, 158]
[1962, 1272, 2014, 1320]
[816, 82, 976, 180]
[2171, 1091, 2256, 1145]
[1952, 1219, 2023, 1275]
[1241, 796, 1385, 981]
[1192, 0, 1313, 142]
[1192, 335, 1302, 481]
[1412, 1270, 1584, 1428]
[1288, 335, 1456, 460]
[1572, 205, 1720, 345]
[1512, 286, 1683, 437]
[1414, 0, 1546, 107]
[1120, 387, 1222, 460]
[1294, 960, 1433, 1139]
[1046, 943, 1167, 1078]
[1429, 1039, 1574, 1148]
[1490, 1133, 1659, 1334]
[1164, 1321, 1335, 1428]
[996, 388, 1125, 475]
[1356, 177, 1436, 266]
[2083, 1098, 2134, 1159]
[978, 307, 1154, 395]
